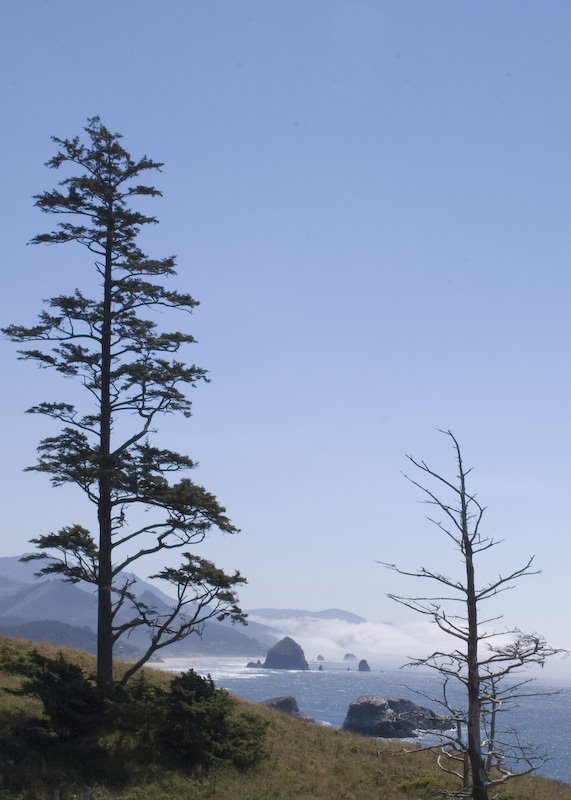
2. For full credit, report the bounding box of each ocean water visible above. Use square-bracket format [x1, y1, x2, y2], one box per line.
[154, 657, 571, 785]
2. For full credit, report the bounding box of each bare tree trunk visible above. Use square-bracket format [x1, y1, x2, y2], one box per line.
[467, 682, 488, 800]
[466, 553, 487, 800]
[463, 748, 470, 796]
[460, 456, 488, 800]
[382, 430, 560, 798]
[485, 677, 498, 773]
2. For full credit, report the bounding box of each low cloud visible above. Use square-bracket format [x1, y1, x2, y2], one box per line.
[247, 613, 571, 681]
[248, 613, 451, 666]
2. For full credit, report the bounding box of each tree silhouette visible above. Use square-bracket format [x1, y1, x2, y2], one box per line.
[381, 431, 561, 799]
[4, 118, 245, 689]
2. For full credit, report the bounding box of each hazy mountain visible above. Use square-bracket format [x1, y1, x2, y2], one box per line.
[0, 556, 369, 659]
[0, 579, 97, 627]
[0, 619, 98, 652]
[0, 574, 34, 599]
[0, 555, 43, 584]
[0, 555, 267, 656]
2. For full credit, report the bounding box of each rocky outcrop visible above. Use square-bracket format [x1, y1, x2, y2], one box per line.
[316, 654, 325, 661]
[343, 653, 357, 661]
[260, 695, 314, 721]
[262, 636, 309, 670]
[358, 659, 371, 672]
[246, 659, 263, 668]
[342, 695, 449, 738]
[261, 696, 300, 715]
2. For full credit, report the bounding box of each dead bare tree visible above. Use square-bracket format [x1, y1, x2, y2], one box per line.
[381, 430, 561, 800]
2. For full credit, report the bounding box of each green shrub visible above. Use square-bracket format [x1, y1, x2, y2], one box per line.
[1, 654, 267, 793]
[108, 672, 166, 761]
[20, 651, 105, 741]
[158, 669, 267, 771]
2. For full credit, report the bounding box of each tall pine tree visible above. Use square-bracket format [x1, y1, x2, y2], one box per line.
[4, 118, 245, 689]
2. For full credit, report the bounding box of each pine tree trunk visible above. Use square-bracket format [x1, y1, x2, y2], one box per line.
[97, 216, 114, 689]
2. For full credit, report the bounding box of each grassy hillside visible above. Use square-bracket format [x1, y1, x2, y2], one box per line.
[0, 636, 569, 800]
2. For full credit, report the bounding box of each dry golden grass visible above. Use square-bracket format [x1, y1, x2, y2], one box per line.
[0, 636, 569, 800]
[190, 704, 571, 800]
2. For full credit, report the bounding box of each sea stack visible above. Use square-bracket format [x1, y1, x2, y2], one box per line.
[263, 636, 309, 670]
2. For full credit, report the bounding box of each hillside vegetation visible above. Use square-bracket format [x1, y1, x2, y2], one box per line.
[0, 637, 569, 800]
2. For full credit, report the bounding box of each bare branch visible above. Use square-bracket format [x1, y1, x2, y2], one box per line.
[381, 430, 561, 799]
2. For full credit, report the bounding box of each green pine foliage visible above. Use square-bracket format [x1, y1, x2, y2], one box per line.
[2, 118, 246, 687]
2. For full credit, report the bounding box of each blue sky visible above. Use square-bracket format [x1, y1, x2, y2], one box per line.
[2, 1, 571, 659]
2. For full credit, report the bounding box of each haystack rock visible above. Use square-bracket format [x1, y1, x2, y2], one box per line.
[358, 659, 371, 672]
[262, 636, 309, 670]
[342, 695, 449, 739]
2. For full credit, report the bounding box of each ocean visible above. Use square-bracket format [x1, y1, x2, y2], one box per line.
[154, 656, 571, 785]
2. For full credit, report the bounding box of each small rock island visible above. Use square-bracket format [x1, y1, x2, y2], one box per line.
[247, 636, 309, 670]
